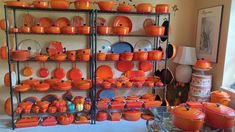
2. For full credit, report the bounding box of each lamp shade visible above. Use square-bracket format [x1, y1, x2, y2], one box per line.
[173, 46, 197, 65]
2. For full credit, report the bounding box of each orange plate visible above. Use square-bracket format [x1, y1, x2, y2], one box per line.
[55, 17, 70, 28]
[67, 65, 82, 81]
[138, 61, 153, 72]
[38, 17, 53, 28]
[113, 16, 132, 32]
[115, 61, 134, 72]
[71, 16, 84, 27]
[96, 65, 113, 80]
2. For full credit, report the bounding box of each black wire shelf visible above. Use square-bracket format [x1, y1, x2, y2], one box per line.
[97, 10, 170, 16]
[14, 88, 91, 94]
[9, 32, 91, 36]
[97, 34, 168, 38]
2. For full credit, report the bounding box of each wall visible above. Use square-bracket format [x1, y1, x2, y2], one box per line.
[193, 0, 232, 89]
[0, 0, 197, 115]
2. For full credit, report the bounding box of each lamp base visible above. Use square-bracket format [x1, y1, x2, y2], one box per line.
[175, 65, 192, 83]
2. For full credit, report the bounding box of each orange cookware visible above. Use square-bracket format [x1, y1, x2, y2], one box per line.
[143, 101, 162, 108]
[31, 24, 45, 33]
[101, 81, 112, 89]
[123, 110, 141, 121]
[120, 51, 133, 61]
[96, 65, 113, 80]
[97, 25, 112, 35]
[47, 41, 64, 56]
[117, 2, 132, 12]
[20, 24, 31, 33]
[106, 53, 119, 61]
[135, 3, 153, 13]
[39, 17, 53, 28]
[67, 63, 82, 81]
[21, 63, 33, 77]
[210, 90, 231, 106]
[0, 41, 7, 60]
[11, 50, 30, 61]
[203, 102, 235, 130]
[141, 93, 155, 101]
[67, 50, 76, 61]
[194, 59, 212, 69]
[77, 48, 90, 54]
[44, 77, 61, 87]
[38, 63, 49, 78]
[138, 61, 153, 72]
[32, 106, 40, 114]
[97, 1, 115, 11]
[145, 81, 154, 87]
[48, 106, 57, 114]
[35, 54, 49, 62]
[4, 97, 17, 116]
[74, 0, 91, 10]
[96, 51, 106, 61]
[114, 81, 122, 88]
[172, 105, 205, 131]
[110, 101, 125, 110]
[5, 0, 29, 7]
[71, 16, 84, 27]
[115, 61, 134, 72]
[15, 117, 40, 128]
[96, 111, 108, 121]
[77, 52, 90, 61]
[9, 27, 18, 33]
[22, 78, 40, 87]
[42, 116, 57, 126]
[14, 84, 31, 92]
[50, 0, 70, 9]
[46, 25, 61, 34]
[57, 114, 74, 125]
[72, 79, 92, 90]
[36, 101, 50, 113]
[51, 53, 67, 61]
[110, 112, 122, 121]
[148, 49, 163, 60]
[55, 17, 71, 28]
[156, 4, 170, 13]
[62, 25, 77, 34]
[33, 0, 49, 8]
[0, 19, 6, 31]
[51, 80, 72, 91]
[77, 24, 91, 34]
[145, 25, 165, 36]
[113, 25, 129, 35]
[141, 113, 154, 120]
[133, 50, 148, 61]
[34, 82, 50, 91]
[166, 43, 177, 59]
[113, 16, 132, 32]
[22, 13, 35, 27]
[53, 63, 65, 79]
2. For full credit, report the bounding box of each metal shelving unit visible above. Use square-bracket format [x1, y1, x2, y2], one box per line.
[4, 5, 170, 129]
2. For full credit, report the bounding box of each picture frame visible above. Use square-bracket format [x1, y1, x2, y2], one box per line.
[196, 5, 223, 63]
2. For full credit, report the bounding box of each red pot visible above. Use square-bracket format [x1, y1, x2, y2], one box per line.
[203, 102, 235, 130]
[74, 0, 91, 10]
[51, 80, 72, 91]
[148, 50, 163, 60]
[96, 51, 106, 61]
[62, 26, 76, 34]
[135, 3, 153, 13]
[123, 110, 141, 121]
[106, 53, 119, 61]
[11, 50, 30, 61]
[113, 26, 129, 35]
[20, 25, 31, 33]
[77, 25, 90, 34]
[194, 59, 212, 69]
[120, 52, 133, 61]
[5, 0, 29, 7]
[72, 79, 92, 90]
[145, 25, 165, 36]
[57, 114, 74, 125]
[96, 111, 108, 121]
[31, 24, 45, 33]
[67, 50, 76, 61]
[34, 82, 50, 92]
[46, 25, 61, 34]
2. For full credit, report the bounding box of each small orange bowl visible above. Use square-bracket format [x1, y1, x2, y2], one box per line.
[156, 4, 170, 13]
[34, 54, 49, 62]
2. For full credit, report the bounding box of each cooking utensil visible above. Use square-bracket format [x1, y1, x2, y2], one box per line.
[67, 63, 82, 81]
[77, 24, 91, 34]
[5, 0, 29, 7]
[0, 19, 6, 31]
[156, 4, 170, 13]
[38, 63, 49, 78]
[96, 17, 106, 26]
[203, 102, 235, 130]
[62, 25, 77, 34]
[14, 84, 31, 92]
[111, 41, 133, 53]
[96, 65, 113, 80]
[15, 117, 40, 128]
[22, 62, 33, 77]
[50, 0, 70, 9]
[97, 25, 112, 35]
[35, 54, 49, 62]
[115, 61, 134, 72]
[31, 24, 45, 33]
[114, 16, 132, 32]
[51, 80, 72, 91]
[96, 51, 106, 61]
[20, 24, 31, 33]
[53, 63, 65, 79]
[135, 3, 153, 13]
[18, 39, 41, 58]
[71, 16, 84, 27]
[21, 13, 35, 27]
[106, 53, 119, 61]
[166, 43, 177, 59]
[138, 61, 153, 72]
[74, 0, 91, 10]
[72, 79, 91, 90]
[33, 0, 49, 8]
[211, 90, 231, 106]
[22, 78, 40, 87]
[46, 25, 61, 34]
[113, 25, 130, 35]
[133, 50, 148, 61]
[34, 82, 50, 92]
[161, 20, 170, 42]
[134, 40, 152, 52]
[172, 105, 205, 131]
[117, 2, 132, 12]
[145, 25, 165, 36]
[120, 52, 133, 61]
[143, 18, 154, 28]
[47, 41, 64, 56]
[96, 111, 108, 121]
[97, 39, 112, 53]
[38, 17, 53, 28]
[123, 110, 141, 121]
[97, 1, 115, 11]
[55, 17, 70, 28]
[148, 49, 163, 60]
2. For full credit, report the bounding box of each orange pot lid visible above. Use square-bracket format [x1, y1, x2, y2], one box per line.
[38, 67, 49, 78]
[71, 16, 84, 27]
[113, 16, 132, 32]
[143, 18, 154, 28]
[67, 64, 82, 81]
[172, 105, 205, 120]
[138, 61, 153, 72]
[211, 90, 230, 98]
[125, 70, 145, 79]
[96, 65, 113, 80]
[53, 65, 65, 80]
[55, 17, 70, 28]
[115, 61, 134, 72]
[203, 102, 235, 117]
[38, 17, 53, 28]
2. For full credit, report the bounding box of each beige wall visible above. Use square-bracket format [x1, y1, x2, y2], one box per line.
[193, 0, 232, 89]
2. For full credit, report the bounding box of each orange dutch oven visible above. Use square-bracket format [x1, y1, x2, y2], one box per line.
[203, 102, 235, 130]
[155, 4, 170, 13]
[5, 0, 29, 7]
[74, 0, 91, 10]
[62, 25, 77, 34]
[44, 77, 61, 87]
[33, 82, 50, 92]
[96, 51, 106, 61]
[22, 78, 40, 87]
[113, 25, 129, 35]
[123, 110, 141, 121]
[33, 0, 49, 8]
[50, 0, 70, 9]
[9, 27, 19, 33]
[77, 52, 90, 61]
[31, 24, 45, 33]
[58, 114, 74, 125]
[120, 51, 133, 61]
[141, 93, 155, 101]
[77, 24, 91, 34]
[97, 1, 115, 11]
[20, 24, 31, 33]
[117, 2, 132, 12]
[145, 25, 165, 36]
[148, 49, 163, 60]
[97, 25, 112, 35]
[67, 50, 76, 61]
[210, 90, 231, 106]
[46, 25, 61, 34]
[172, 105, 205, 131]
[34, 54, 49, 62]
[133, 50, 148, 61]
[72, 79, 92, 90]
[51, 80, 72, 91]
[135, 3, 153, 13]
[14, 84, 31, 92]
[96, 111, 108, 121]
[106, 53, 119, 61]
[51, 53, 67, 61]
[11, 50, 30, 61]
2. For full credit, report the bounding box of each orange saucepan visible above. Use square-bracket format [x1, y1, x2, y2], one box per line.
[31, 24, 45, 34]
[135, 3, 153, 13]
[77, 25, 90, 34]
[72, 79, 92, 90]
[113, 26, 129, 35]
[97, 1, 115, 11]
[210, 90, 231, 106]
[145, 25, 165, 36]
[148, 49, 163, 60]
[120, 51, 133, 61]
[74, 0, 91, 10]
[117, 2, 132, 12]
[20, 24, 31, 33]
[50, 0, 70, 9]
[156, 4, 170, 13]
[46, 25, 61, 34]
[97, 25, 112, 35]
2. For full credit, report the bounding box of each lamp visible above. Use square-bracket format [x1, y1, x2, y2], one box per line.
[173, 46, 197, 83]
